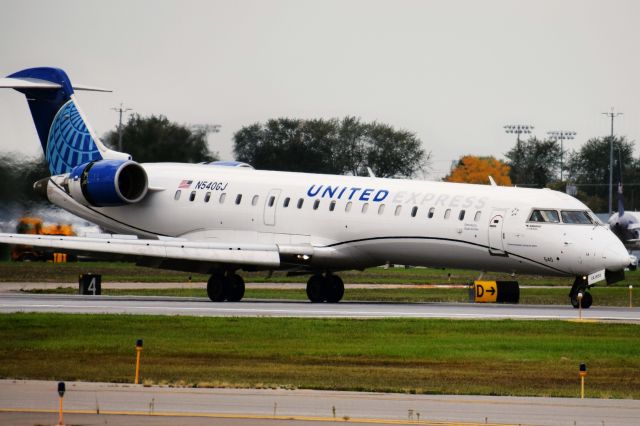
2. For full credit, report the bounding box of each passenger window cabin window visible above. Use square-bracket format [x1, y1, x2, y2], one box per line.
[283, 197, 290, 208]
[444, 209, 451, 219]
[458, 210, 465, 221]
[394, 205, 402, 216]
[189, 191, 196, 202]
[428, 207, 435, 218]
[474, 211, 481, 222]
[174, 190, 181, 201]
[362, 203, 369, 213]
[204, 192, 211, 203]
[219, 193, 226, 204]
[329, 200, 336, 211]
[235, 194, 242, 205]
[411, 206, 418, 217]
[297, 198, 304, 209]
[251, 195, 259, 206]
[313, 199, 320, 210]
[529, 209, 560, 223]
[268, 196, 275, 207]
[345, 201, 352, 212]
[378, 204, 385, 215]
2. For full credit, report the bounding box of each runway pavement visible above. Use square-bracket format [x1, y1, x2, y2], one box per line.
[1, 292, 639, 321]
[1, 380, 639, 426]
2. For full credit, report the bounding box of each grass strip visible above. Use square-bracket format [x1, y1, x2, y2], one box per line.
[0, 313, 638, 398]
[20, 286, 636, 306]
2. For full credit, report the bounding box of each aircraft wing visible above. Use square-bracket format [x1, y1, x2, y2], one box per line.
[0, 233, 281, 268]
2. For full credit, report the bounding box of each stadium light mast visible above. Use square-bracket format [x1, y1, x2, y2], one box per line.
[504, 124, 534, 145]
[602, 108, 623, 217]
[504, 125, 534, 184]
[111, 102, 132, 152]
[547, 130, 576, 181]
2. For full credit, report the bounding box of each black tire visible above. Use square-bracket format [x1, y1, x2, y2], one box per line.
[325, 275, 344, 303]
[570, 291, 593, 309]
[226, 274, 245, 302]
[306, 274, 325, 303]
[207, 274, 226, 302]
[571, 295, 580, 309]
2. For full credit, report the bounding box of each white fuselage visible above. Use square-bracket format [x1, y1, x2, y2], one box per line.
[48, 163, 630, 277]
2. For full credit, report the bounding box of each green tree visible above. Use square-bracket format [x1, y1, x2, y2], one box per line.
[365, 122, 426, 178]
[566, 136, 638, 212]
[103, 114, 217, 163]
[0, 153, 49, 206]
[233, 117, 429, 178]
[505, 137, 561, 187]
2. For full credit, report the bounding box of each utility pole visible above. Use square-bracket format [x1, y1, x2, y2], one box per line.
[111, 103, 132, 152]
[602, 108, 623, 216]
[547, 130, 576, 181]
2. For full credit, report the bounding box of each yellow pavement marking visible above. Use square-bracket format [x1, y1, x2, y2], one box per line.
[0, 407, 520, 425]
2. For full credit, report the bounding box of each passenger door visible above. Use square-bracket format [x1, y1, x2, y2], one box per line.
[488, 209, 507, 256]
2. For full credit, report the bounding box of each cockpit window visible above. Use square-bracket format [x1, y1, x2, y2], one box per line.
[529, 209, 560, 223]
[561, 210, 594, 224]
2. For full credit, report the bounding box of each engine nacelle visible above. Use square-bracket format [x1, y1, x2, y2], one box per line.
[68, 160, 148, 207]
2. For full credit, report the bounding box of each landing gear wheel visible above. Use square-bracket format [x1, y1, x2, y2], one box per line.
[324, 275, 344, 303]
[570, 291, 593, 309]
[306, 274, 325, 303]
[571, 296, 580, 309]
[207, 273, 226, 302]
[569, 276, 593, 309]
[226, 273, 245, 302]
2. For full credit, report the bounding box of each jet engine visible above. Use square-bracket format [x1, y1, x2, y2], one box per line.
[68, 160, 148, 207]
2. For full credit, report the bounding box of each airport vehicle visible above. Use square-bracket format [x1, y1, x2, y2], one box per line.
[0, 67, 631, 307]
[11, 217, 75, 262]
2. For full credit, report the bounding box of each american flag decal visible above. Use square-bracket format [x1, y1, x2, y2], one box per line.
[178, 179, 193, 189]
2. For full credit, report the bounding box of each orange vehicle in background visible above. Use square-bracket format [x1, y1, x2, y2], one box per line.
[11, 217, 75, 262]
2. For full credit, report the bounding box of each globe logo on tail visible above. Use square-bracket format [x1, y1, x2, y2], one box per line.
[46, 100, 102, 175]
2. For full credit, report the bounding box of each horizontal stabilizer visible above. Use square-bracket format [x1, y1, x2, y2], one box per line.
[0, 77, 111, 92]
[0, 233, 281, 268]
[0, 77, 61, 89]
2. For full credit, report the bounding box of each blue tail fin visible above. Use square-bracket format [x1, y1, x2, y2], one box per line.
[1, 67, 128, 175]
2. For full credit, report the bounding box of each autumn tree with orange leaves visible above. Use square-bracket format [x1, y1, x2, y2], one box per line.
[444, 156, 512, 185]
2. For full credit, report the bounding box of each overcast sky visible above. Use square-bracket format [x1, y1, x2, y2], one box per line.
[1, 0, 638, 179]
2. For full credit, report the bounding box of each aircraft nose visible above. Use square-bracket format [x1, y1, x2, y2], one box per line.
[603, 241, 631, 271]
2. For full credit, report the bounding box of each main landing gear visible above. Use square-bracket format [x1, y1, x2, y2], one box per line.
[207, 271, 245, 302]
[306, 273, 345, 303]
[205, 271, 345, 303]
[569, 276, 593, 309]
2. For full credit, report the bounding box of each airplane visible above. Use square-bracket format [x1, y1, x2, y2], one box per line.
[0, 67, 632, 308]
[609, 184, 640, 250]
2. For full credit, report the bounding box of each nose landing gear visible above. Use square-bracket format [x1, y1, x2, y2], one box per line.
[569, 276, 593, 309]
[306, 273, 345, 303]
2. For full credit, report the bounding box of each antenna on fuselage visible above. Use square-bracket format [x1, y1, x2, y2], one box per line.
[367, 167, 376, 178]
[488, 176, 497, 187]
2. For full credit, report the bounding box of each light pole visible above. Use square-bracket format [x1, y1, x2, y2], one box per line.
[602, 108, 623, 217]
[112, 102, 132, 152]
[504, 124, 534, 146]
[547, 130, 576, 181]
[504, 125, 534, 183]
